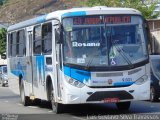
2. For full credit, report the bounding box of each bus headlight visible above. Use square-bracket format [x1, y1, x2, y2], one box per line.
[65, 76, 85, 88]
[135, 75, 148, 85]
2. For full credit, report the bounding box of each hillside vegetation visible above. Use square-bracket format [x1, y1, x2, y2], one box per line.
[0, 0, 83, 24]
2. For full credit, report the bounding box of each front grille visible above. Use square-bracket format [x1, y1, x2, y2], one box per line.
[86, 91, 133, 101]
[88, 85, 132, 88]
[96, 72, 123, 77]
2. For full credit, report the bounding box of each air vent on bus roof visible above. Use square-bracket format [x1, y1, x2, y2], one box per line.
[92, 6, 108, 9]
[70, 7, 90, 11]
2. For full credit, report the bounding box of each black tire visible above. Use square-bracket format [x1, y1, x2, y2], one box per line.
[33, 98, 42, 106]
[2, 83, 7, 87]
[116, 101, 131, 111]
[50, 84, 63, 114]
[150, 86, 159, 102]
[20, 81, 31, 106]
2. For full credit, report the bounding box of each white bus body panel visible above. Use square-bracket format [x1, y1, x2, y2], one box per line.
[7, 7, 149, 105]
[60, 64, 150, 104]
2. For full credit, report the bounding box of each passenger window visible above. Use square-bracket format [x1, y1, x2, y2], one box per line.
[8, 34, 12, 57]
[12, 32, 17, 57]
[42, 22, 52, 54]
[16, 32, 20, 55]
[33, 25, 41, 55]
[17, 30, 26, 56]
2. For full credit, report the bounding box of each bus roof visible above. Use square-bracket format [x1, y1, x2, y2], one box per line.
[8, 6, 142, 32]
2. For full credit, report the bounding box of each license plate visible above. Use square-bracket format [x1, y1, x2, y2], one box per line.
[103, 98, 120, 103]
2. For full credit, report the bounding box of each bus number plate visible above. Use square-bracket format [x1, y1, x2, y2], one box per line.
[103, 98, 120, 103]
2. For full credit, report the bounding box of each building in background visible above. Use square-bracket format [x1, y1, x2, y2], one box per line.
[142, 0, 160, 4]
[154, 4, 160, 17]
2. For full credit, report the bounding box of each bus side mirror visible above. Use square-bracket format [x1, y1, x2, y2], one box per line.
[144, 20, 152, 54]
[55, 25, 63, 44]
[1, 54, 6, 59]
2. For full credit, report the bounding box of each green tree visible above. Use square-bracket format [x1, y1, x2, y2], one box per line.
[86, 0, 120, 7]
[85, 0, 159, 19]
[121, 0, 159, 19]
[0, 0, 7, 5]
[0, 28, 7, 55]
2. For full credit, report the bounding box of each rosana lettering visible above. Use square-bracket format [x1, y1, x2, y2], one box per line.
[72, 42, 100, 47]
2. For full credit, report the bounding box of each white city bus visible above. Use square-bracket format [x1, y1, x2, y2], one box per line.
[7, 6, 150, 113]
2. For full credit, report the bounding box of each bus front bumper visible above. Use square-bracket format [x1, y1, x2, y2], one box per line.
[61, 80, 150, 104]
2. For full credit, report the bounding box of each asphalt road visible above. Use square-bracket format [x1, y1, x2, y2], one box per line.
[1, 86, 160, 120]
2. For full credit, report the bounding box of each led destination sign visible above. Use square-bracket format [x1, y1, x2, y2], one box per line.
[73, 16, 131, 25]
[73, 17, 101, 25]
[104, 16, 131, 24]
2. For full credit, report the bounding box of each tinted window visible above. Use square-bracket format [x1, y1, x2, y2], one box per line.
[17, 30, 26, 56]
[16, 32, 20, 55]
[12, 32, 17, 57]
[8, 34, 12, 57]
[42, 23, 52, 54]
[33, 25, 41, 55]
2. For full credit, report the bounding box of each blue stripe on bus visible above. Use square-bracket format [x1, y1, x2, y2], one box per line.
[64, 66, 90, 83]
[11, 61, 26, 80]
[37, 14, 47, 23]
[62, 11, 86, 17]
[36, 56, 45, 74]
[71, 68, 91, 83]
[11, 70, 20, 77]
[11, 70, 24, 80]
[64, 66, 71, 76]
[114, 82, 134, 86]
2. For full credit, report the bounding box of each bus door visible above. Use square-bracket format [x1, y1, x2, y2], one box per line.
[53, 20, 62, 100]
[26, 28, 34, 97]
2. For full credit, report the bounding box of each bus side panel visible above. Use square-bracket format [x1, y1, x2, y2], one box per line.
[8, 57, 28, 95]
[7, 58, 19, 94]
[32, 55, 47, 100]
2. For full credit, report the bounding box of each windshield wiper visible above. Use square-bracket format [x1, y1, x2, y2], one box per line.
[85, 27, 104, 69]
[109, 27, 133, 67]
[85, 51, 99, 70]
[113, 43, 133, 66]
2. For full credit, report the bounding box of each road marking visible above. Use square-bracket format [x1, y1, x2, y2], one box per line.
[27, 106, 39, 109]
[48, 111, 56, 114]
[48, 110, 53, 113]
[17, 103, 23, 106]
[72, 116, 87, 120]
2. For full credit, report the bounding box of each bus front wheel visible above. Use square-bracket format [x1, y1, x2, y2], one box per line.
[150, 86, 159, 102]
[20, 81, 31, 106]
[50, 84, 63, 114]
[116, 101, 131, 111]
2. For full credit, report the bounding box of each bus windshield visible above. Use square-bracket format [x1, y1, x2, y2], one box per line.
[62, 15, 148, 67]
